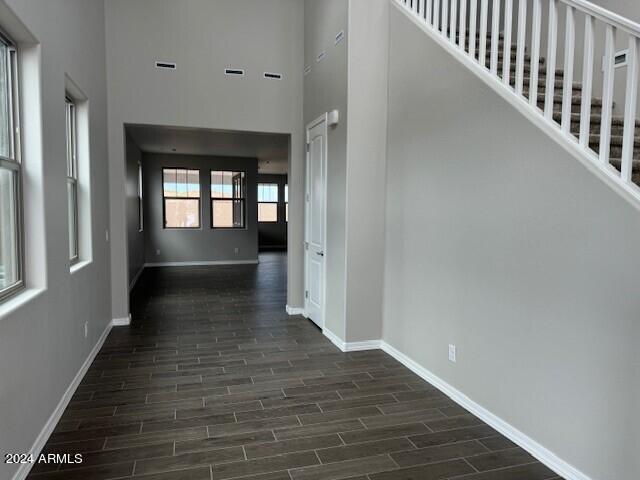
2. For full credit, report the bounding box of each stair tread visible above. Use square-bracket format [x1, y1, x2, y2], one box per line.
[556, 112, 640, 127]
[590, 134, 640, 146]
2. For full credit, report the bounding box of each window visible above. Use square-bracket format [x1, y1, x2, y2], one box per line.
[137, 162, 143, 232]
[65, 96, 79, 263]
[258, 183, 278, 222]
[0, 33, 22, 301]
[162, 168, 200, 228]
[284, 184, 288, 223]
[211, 171, 246, 228]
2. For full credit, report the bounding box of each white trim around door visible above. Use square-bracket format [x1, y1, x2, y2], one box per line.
[304, 113, 328, 330]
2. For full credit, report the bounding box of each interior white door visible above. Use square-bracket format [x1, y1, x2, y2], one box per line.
[304, 115, 327, 328]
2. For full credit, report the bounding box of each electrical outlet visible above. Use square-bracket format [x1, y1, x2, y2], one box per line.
[84, 322, 89, 339]
[448, 344, 457, 363]
[234, 247, 239, 255]
[156, 249, 161, 256]
[105, 230, 110, 242]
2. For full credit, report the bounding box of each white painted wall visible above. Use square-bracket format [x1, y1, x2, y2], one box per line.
[105, 0, 305, 320]
[304, 0, 349, 338]
[591, 0, 640, 22]
[384, 5, 640, 479]
[304, 0, 389, 344]
[0, 1, 111, 479]
[344, 0, 389, 343]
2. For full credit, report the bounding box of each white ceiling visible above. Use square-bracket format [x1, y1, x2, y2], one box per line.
[125, 124, 290, 174]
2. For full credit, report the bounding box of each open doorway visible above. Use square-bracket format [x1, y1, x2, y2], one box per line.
[122, 123, 291, 315]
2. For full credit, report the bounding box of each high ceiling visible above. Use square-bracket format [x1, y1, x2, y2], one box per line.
[125, 124, 290, 174]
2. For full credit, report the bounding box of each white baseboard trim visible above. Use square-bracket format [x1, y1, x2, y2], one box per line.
[12, 320, 113, 480]
[322, 328, 381, 352]
[379, 340, 591, 480]
[112, 314, 131, 327]
[144, 260, 259, 267]
[322, 327, 346, 351]
[344, 339, 382, 352]
[128, 265, 144, 292]
[286, 305, 305, 316]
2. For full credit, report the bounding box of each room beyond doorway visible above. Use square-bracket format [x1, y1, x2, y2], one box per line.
[123, 124, 291, 308]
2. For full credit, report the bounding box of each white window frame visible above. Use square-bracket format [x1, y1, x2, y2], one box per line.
[162, 167, 201, 229]
[210, 170, 246, 229]
[258, 183, 279, 223]
[284, 184, 288, 223]
[138, 161, 143, 232]
[65, 95, 79, 264]
[0, 31, 23, 302]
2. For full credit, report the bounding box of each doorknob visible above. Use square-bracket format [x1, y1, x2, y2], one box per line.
[316, 251, 324, 257]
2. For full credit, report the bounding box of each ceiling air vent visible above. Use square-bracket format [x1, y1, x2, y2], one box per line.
[155, 61, 176, 70]
[264, 72, 283, 80]
[225, 68, 245, 77]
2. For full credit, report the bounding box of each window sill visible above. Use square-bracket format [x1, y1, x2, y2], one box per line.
[70, 259, 92, 275]
[0, 288, 46, 321]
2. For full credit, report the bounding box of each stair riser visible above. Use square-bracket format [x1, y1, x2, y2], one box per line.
[604, 145, 640, 160]
[569, 123, 628, 136]
[523, 80, 582, 91]
[550, 103, 602, 114]
[475, 51, 544, 64]
[523, 86, 582, 98]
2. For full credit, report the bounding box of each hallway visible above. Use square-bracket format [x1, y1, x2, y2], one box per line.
[29, 253, 561, 480]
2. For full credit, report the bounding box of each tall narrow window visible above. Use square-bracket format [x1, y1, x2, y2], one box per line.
[258, 183, 278, 223]
[137, 162, 143, 232]
[284, 184, 288, 223]
[211, 171, 246, 228]
[65, 96, 79, 263]
[0, 32, 22, 301]
[162, 168, 200, 228]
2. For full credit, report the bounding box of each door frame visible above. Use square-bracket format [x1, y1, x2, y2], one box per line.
[304, 113, 328, 329]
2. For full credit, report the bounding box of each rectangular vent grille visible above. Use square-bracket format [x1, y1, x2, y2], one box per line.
[316, 51, 327, 63]
[335, 30, 345, 45]
[614, 50, 628, 68]
[225, 68, 245, 76]
[155, 62, 176, 70]
[264, 72, 283, 80]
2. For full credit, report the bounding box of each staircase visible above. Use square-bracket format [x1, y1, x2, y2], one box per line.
[398, 0, 640, 191]
[476, 34, 640, 185]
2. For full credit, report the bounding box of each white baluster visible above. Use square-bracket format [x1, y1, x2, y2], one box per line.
[600, 25, 616, 165]
[579, 15, 595, 148]
[561, 6, 576, 133]
[469, 0, 478, 60]
[459, 0, 467, 51]
[434, 0, 440, 30]
[515, 0, 527, 96]
[544, 0, 558, 118]
[621, 36, 639, 182]
[529, 0, 542, 107]
[450, 0, 458, 42]
[426, 0, 433, 25]
[479, 0, 488, 68]
[490, 0, 500, 74]
[503, 0, 513, 85]
[442, 0, 449, 36]
[418, 0, 425, 17]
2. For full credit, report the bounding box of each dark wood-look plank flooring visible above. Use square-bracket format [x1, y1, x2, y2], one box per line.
[28, 252, 564, 480]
